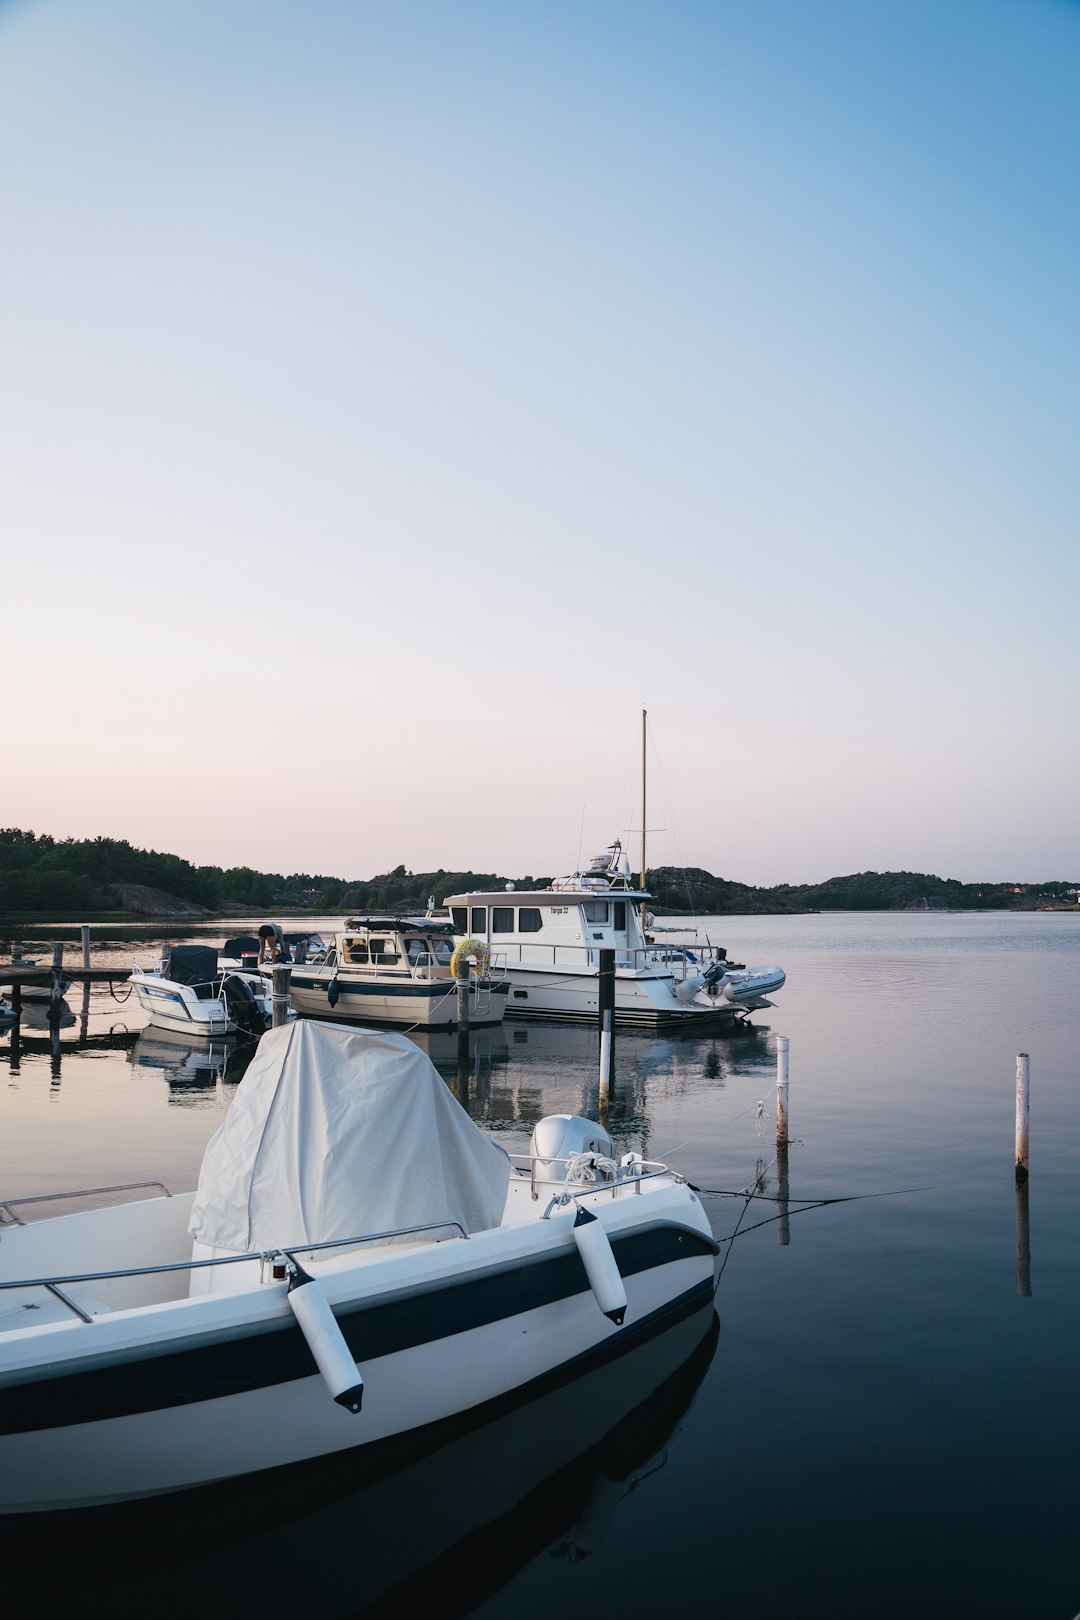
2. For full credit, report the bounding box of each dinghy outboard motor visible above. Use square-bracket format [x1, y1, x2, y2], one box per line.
[222, 974, 266, 1039]
[675, 960, 733, 1004]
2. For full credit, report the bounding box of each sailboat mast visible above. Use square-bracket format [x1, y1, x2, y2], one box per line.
[639, 708, 648, 927]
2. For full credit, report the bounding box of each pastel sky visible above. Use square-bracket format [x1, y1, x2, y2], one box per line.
[2, 0, 1077, 886]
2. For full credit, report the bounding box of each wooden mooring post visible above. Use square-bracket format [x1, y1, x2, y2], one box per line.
[456, 956, 471, 1070]
[1015, 1053, 1030, 1182]
[598, 949, 615, 1103]
[271, 965, 291, 1028]
[774, 1035, 790, 1245]
[48, 944, 65, 1022]
[1015, 1180, 1032, 1297]
[775, 1035, 790, 1144]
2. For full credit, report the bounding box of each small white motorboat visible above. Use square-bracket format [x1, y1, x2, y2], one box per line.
[127, 945, 270, 1039]
[0, 1021, 718, 1513]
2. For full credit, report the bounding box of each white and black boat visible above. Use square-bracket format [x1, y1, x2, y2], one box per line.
[444, 842, 785, 1028]
[277, 914, 509, 1029]
[128, 945, 269, 1039]
[0, 1021, 718, 1513]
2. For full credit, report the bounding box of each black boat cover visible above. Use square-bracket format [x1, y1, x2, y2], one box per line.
[169, 945, 219, 987]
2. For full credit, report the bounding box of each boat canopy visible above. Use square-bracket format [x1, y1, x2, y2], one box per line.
[189, 1022, 511, 1252]
[344, 915, 456, 935]
[168, 945, 219, 986]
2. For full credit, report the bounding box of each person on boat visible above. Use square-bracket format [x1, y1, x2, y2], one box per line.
[257, 923, 291, 964]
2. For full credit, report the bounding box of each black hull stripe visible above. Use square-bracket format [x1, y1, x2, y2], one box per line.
[505, 1007, 741, 1027]
[0, 1224, 717, 1435]
[289, 977, 511, 1000]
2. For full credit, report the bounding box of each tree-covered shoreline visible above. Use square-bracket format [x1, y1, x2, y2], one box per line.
[0, 828, 1076, 921]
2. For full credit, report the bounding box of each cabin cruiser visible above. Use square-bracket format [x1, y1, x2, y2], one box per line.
[0, 1021, 717, 1512]
[128, 945, 269, 1039]
[274, 915, 509, 1029]
[444, 842, 785, 1028]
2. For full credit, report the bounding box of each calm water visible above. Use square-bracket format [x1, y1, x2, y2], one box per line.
[2, 912, 1079, 1618]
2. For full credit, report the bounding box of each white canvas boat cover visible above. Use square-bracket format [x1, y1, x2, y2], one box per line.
[189, 1021, 510, 1252]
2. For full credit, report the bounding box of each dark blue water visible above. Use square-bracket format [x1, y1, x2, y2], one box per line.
[2, 912, 1078, 1617]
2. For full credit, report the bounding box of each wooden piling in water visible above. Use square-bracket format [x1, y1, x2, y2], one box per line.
[48, 944, 65, 1022]
[456, 956, 471, 1067]
[776, 1137, 790, 1247]
[81, 926, 91, 971]
[1015, 1052, 1030, 1182]
[598, 950, 615, 1100]
[1015, 1179, 1032, 1297]
[776, 1035, 790, 1144]
[272, 965, 291, 1028]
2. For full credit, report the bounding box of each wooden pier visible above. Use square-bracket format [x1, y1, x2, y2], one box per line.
[3, 928, 132, 1020]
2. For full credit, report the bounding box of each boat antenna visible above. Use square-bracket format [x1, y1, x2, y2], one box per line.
[640, 707, 648, 928]
[576, 802, 586, 876]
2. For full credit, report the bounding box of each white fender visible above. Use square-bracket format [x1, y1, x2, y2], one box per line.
[286, 1262, 364, 1413]
[572, 1206, 627, 1325]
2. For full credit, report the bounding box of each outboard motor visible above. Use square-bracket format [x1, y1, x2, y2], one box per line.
[530, 1115, 615, 1183]
[676, 960, 734, 1004]
[222, 974, 266, 1039]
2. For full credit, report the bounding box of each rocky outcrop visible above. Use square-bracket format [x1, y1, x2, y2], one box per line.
[110, 884, 211, 918]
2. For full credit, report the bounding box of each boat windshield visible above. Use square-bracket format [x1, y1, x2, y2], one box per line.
[405, 937, 453, 968]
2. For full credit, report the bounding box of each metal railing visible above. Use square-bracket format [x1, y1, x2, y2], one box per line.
[508, 1153, 672, 1201]
[0, 1181, 173, 1226]
[489, 942, 723, 979]
[0, 1218, 469, 1319]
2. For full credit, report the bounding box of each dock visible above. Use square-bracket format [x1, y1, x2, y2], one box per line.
[2, 967, 131, 988]
[2, 928, 132, 1019]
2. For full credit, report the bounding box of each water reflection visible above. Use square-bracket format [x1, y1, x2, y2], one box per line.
[2, 1302, 718, 1617]
[426, 1019, 777, 1159]
[129, 1029, 257, 1102]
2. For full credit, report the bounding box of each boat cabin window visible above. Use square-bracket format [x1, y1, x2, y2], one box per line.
[612, 902, 626, 930]
[342, 938, 369, 965]
[518, 907, 543, 933]
[368, 937, 399, 965]
[583, 900, 609, 925]
[470, 907, 486, 934]
[405, 938, 431, 968]
[491, 907, 514, 934]
[451, 907, 468, 932]
[430, 938, 454, 965]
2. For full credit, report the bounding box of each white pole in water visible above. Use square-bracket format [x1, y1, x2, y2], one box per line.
[776, 1035, 790, 1144]
[1015, 1053, 1030, 1182]
[599, 1009, 613, 1101]
[272, 965, 291, 1028]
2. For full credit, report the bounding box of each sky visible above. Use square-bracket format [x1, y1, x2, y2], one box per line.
[1, 0, 1077, 887]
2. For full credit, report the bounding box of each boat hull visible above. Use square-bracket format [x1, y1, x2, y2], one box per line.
[284, 967, 510, 1029]
[499, 965, 756, 1027]
[129, 976, 233, 1036]
[0, 1193, 715, 1513]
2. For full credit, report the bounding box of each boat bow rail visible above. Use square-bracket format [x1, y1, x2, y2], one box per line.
[0, 1181, 173, 1227]
[0, 1216, 471, 1321]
